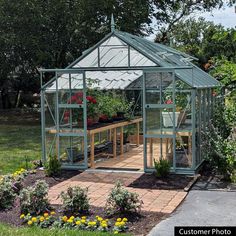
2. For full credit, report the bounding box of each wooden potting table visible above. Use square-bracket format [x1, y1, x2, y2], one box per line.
[47, 117, 143, 168]
[88, 117, 142, 168]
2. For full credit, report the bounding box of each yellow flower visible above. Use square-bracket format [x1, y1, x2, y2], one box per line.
[88, 221, 96, 227]
[75, 220, 81, 225]
[116, 218, 122, 222]
[62, 216, 68, 222]
[114, 231, 119, 234]
[20, 214, 25, 219]
[44, 212, 49, 218]
[39, 216, 44, 222]
[20, 168, 25, 172]
[27, 220, 33, 226]
[31, 217, 37, 223]
[120, 221, 125, 227]
[67, 219, 73, 223]
[69, 216, 75, 220]
[122, 218, 128, 222]
[81, 219, 86, 224]
[102, 223, 108, 228]
[50, 211, 56, 215]
[97, 217, 103, 222]
[81, 216, 86, 220]
[115, 222, 120, 227]
[46, 217, 49, 220]
[101, 220, 107, 224]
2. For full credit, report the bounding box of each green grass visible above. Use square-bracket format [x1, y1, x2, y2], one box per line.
[0, 125, 41, 175]
[0, 223, 128, 236]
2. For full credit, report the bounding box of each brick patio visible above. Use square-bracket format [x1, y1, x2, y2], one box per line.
[48, 171, 187, 214]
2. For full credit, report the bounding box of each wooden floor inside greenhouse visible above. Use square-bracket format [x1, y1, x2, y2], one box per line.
[93, 142, 165, 171]
[94, 145, 144, 171]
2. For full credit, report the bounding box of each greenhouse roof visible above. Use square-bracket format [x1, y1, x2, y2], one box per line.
[45, 29, 220, 91]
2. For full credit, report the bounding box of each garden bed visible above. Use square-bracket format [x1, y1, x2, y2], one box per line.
[0, 170, 169, 235]
[127, 173, 193, 190]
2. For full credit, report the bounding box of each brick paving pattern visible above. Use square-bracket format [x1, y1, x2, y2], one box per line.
[48, 172, 187, 214]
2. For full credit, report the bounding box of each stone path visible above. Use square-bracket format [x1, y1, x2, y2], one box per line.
[48, 171, 187, 214]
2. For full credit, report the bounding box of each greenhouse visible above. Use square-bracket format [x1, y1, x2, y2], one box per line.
[40, 20, 220, 175]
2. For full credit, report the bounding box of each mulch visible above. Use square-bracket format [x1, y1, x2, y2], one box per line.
[128, 173, 193, 190]
[0, 170, 171, 235]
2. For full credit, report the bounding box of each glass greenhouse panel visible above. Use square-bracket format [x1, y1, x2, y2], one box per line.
[58, 136, 86, 166]
[145, 137, 174, 169]
[45, 133, 56, 158]
[129, 47, 156, 67]
[175, 133, 192, 168]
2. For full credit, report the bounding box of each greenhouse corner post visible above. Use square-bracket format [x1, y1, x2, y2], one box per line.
[172, 70, 176, 172]
[142, 71, 147, 171]
[191, 89, 196, 169]
[40, 71, 46, 163]
[83, 71, 88, 168]
[55, 72, 60, 161]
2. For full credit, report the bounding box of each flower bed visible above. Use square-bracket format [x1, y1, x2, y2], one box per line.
[20, 213, 128, 234]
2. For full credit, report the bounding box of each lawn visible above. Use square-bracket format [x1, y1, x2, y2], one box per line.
[0, 223, 126, 236]
[0, 124, 41, 175]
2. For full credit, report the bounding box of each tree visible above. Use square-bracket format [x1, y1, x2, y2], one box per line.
[0, 0, 152, 108]
[153, 0, 236, 43]
[160, 17, 236, 68]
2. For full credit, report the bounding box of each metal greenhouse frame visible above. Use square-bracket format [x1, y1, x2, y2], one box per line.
[40, 19, 220, 174]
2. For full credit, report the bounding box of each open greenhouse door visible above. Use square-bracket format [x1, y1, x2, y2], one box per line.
[42, 70, 88, 170]
[142, 69, 176, 172]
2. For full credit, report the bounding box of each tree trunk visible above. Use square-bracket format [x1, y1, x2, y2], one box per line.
[1, 88, 12, 109]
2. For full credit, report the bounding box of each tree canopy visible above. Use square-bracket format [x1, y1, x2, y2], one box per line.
[1, 0, 236, 108]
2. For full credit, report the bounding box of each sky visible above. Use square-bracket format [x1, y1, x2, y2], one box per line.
[196, 5, 236, 28]
[148, 5, 236, 41]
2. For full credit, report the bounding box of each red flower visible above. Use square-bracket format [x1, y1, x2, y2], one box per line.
[86, 96, 93, 102]
[71, 95, 77, 103]
[75, 92, 83, 98]
[77, 99, 83, 104]
[165, 99, 173, 104]
[91, 98, 97, 104]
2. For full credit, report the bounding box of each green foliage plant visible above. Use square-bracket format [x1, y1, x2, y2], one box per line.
[60, 186, 90, 214]
[44, 155, 61, 177]
[19, 180, 50, 214]
[105, 181, 143, 215]
[154, 159, 171, 178]
[0, 175, 16, 209]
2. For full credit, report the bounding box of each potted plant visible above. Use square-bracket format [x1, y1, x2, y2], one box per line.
[64, 91, 99, 127]
[97, 93, 117, 123]
[162, 98, 180, 128]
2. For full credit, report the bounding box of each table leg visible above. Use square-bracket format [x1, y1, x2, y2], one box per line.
[150, 138, 153, 167]
[113, 128, 117, 158]
[109, 129, 112, 141]
[136, 122, 140, 146]
[120, 127, 124, 156]
[90, 133, 95, 168]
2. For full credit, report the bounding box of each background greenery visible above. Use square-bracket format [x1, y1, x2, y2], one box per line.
[0, 125, 41, 175]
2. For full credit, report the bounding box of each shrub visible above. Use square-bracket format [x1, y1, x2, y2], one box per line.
[19, 180, 50, 214]
[60, 186, 89, 214]
[154, 159, 171, 177]
[105, 181, 142, 215]
[0, 176, 16, 209]
[202, 123, 236, 181]
[44, 155, 61, 177]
